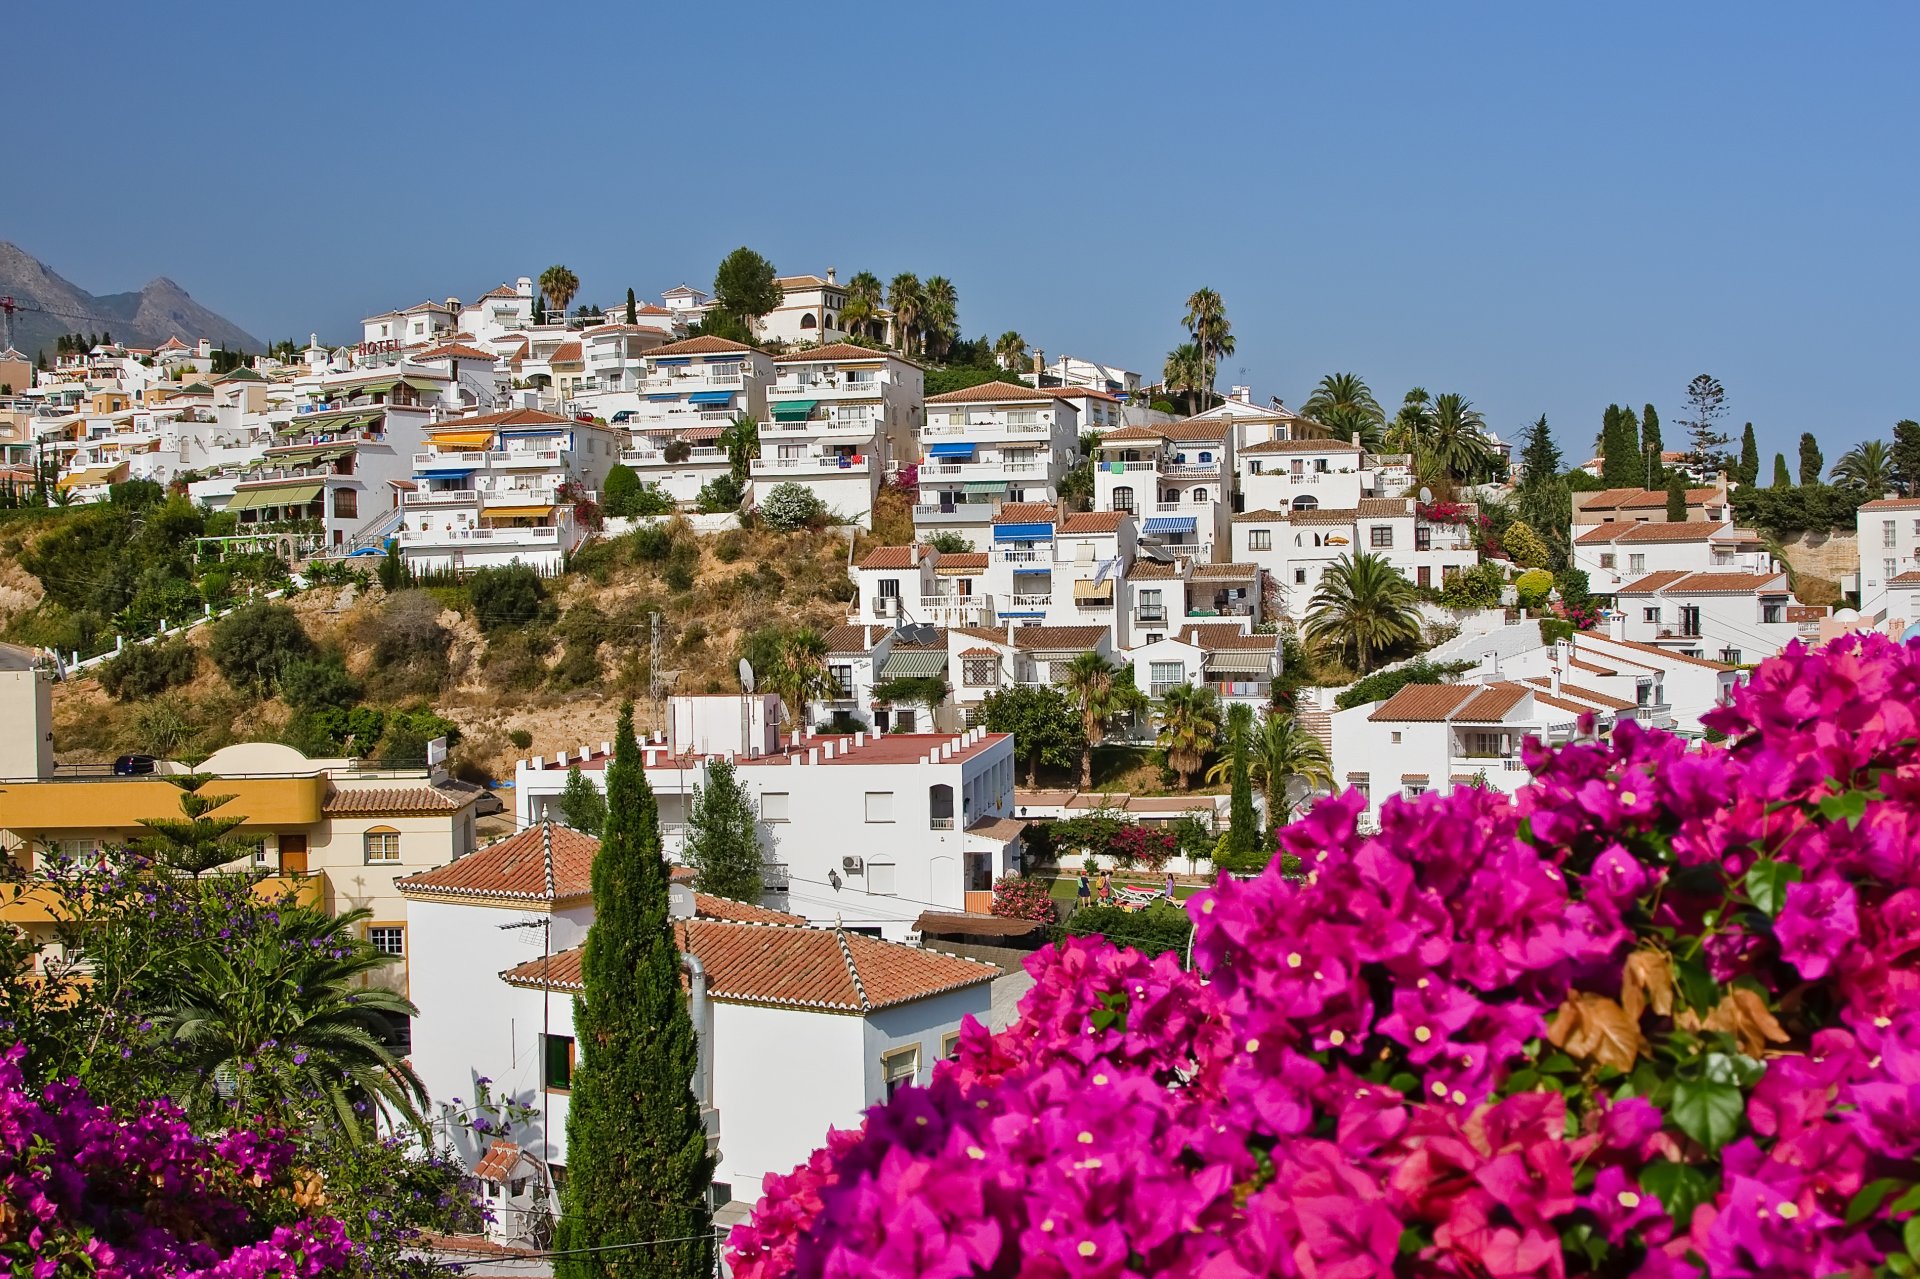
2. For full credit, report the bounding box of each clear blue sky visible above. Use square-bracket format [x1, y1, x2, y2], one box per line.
[13, 4, 1916, 463]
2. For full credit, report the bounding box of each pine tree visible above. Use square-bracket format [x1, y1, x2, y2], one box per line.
[1893, 420, 1920, 497]
[681, 757, 763, 903]
[1518, 413, 1561, 485]
[131, 775, 255, 878]
[1678, 374, 1730, 471]
[1666, 475, 1687, 522]
[556, 704, 713, 1279]
[1772, 453, 1792, 489]
[557, 764, 607, 836]
[1798, 432, 1824, 486]
[1223, 703, 1257, 859]
[1737, 423, 1761, 486]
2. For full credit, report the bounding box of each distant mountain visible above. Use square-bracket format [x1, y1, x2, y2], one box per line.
[0, 240, 261, 362]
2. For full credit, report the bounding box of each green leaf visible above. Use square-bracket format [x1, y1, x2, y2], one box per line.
[1673, 954, 1720, 1014]
[1671, 1078, 1744, 1153]
[1743, 856, 1802, 916]
[1891, 1185, 1920, 1217]
[1640, 1159, 1718, 1230]
[1818, 788, 1870, 830]
[1891, 1253, 1917, 1278]
[1847, 1177, 1904, 1226]
[1538, 1053, 1577, 1075]
[1906, 1215, 1920, 1261]
[1504, 1068, 1541, 1093]
[1703, 1050, 1766, 1089]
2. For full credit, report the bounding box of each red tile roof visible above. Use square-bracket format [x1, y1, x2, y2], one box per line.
[1240, 437, 1363, 454]
[1058, 510, 1125, 533]
[430, 407, 575, 430]
[1455, 683, 1532, 721]
[857, 545, 922, 569]
[1044, 385, 1121, 403]
[1577, 632, 1735, 671]
[933, 552, 987, 574]
[1620, 570, 1788, 595]
[991, 502, 1058, 525]
[925, 380, 1051, 405]
[1368, 684, 1476, 722]
[323, 784, 480, 816]
[474, 1140, 524, 1182]
[548, 341, 583, 365]
[966, 815, 1028, 841]
[1180, 623, 1272, 651]
[692, 893, 807, 925]
[400, 822, 599, 903]
[1099, 421, 1226, 443]
[772, 343, 896, 365]
[1126, 560, 1181, 580]
[1357, 497, 1414, 518]
[1891, 571, 1920, 586]
[1519, 678, 1635, 711]
[1578, 487, 1720, 511]
[501, 921, 998, 1012]
[647, 335, 756, 357]
[955, 624, 1107, 651]
[1614, 569, 1693, 594]
[1577, 521, 1725, 545]
[1189, 561, 1257, 580]
[477, 284, 523, 301]
[823, 624, 879, 652]
[413, 343, 500, 363]
[1861, 497, 1920, 511]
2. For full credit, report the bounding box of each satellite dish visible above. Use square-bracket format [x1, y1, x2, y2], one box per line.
[1834, 607, 1860, 624]
[738, 658, 755, 693]
[1418, 487, 1433, 504]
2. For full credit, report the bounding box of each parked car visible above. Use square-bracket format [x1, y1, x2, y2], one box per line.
[610, 410, 635, 424]
[113, 754, 157, 776]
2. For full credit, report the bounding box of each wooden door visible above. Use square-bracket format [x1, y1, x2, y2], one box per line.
[279, 835, 308, 875]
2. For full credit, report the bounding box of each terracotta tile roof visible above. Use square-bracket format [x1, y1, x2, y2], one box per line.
[1287, 507, 1361, 526]
[400, 822, 599, 903]
[414, 343, 500, 363]
[581, 323, 670, 338]
[772, 343, 894, 364]
[774, 273, 832, 288]
[1891, 571, 1920, 585]
[477, 284, 523, 300]
[693, 893, 807, 925]
[1358, 497, 1414, 518]
[1099, 421, 1226, 443]
[322, 784, 480, 816]
[430, 407, 574, 430]
[1532, 690, 1599, 716]
[647, 335, 756, 357]
[1455, 683, 1532, 721]
[1189, 561, 1257, 580]
[991, 502, 1058, 525]
[500, 922, 999, 1012]
[1126, 560, 1181, 580]
[1520, 678, 1634, 711]
[1058, 510, 1125, 533]
[1044, 385, 1121, 403]
[1401, 774, 1431, 784]
[1580, 520, 1727, 545]
[933, 552, 987, 574]
[958, 645, 1000, 658]
[965, 815, 1028, 841]
[1574, 523, 1629, 545]
[1861, 497, 1920, 511]
[925, 380, 1051, 405]
[857, 545, 922, 569]
[954, 624, 1106, 652]
[823, 624, 877, 652]
[1577, 633, 1733, 671]
[1568, 657, 1618, 676]
[1240, 437, 1364, 455]
[1621, 570, 1788, 595]
[1579, 487, 1720, 511]
[1368, 684, 1477, 722]
[892, 626, 948, 650]
[474, 1140, 524, 1182]
[1180, 623, 1271, 651]
[1232, 508, 1293, 523]
[1124, 795, 1226, 813]
[1014, 789, 1077, 807]
[548, 341, 583, 365]
[1615, 569, 1693, 595]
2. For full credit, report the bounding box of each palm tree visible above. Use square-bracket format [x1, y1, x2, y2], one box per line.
[1304, 551, 1423, 675]
[153, 906, 426, 1138]
[922, 276, 958, 362]
[539, 265, 579, 324]
[994, 331, 1029, 371]
[1301, 373, 1384, 433]
[1182, 288, 1234, 405]
[1384, 388, 1433, 455]
[1832, 439, 1896, 495]
[1423, 393, 1495, 489]
[1311, 403, 1385, 451]
[718, 413, 760, 485]
[1156, 683, 1222, 791]
[765, 627, 832, 726]
[1059, 652, 1144, 790]
[1245, 711, 1334, 826]
[1163, 343, 1207, 415]
[841, 271, 885, 341]
[887, 273, 925, 357]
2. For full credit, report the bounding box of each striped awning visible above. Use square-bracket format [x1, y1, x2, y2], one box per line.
[879, 650, 949, 678]
[482, 504, 555, 521]
[429, 430, 497, 449]
[1143, 515, 1197, 534]
[267, 444, 352, 467]
[227, 482, 323, 512]
[963, 480, 1006, 494]
[1073, 579, 1114, 601]
[1206, 650, 1273, 674]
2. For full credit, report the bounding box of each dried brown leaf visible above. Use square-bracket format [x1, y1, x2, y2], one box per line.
[1549, 992, 1647, 1072]
[1680, 989, 1791, 1057]
[1621, 949, 1675, 1024]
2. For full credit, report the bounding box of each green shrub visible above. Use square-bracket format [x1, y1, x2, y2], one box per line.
[926, 531, 973, 553]
[466, 564, 544, 633]
[1061, 901, 1192, 958]
[208, 602, 312, 693]
[366, 591, 452, 697]
[376, 708, 461, 767]
[712, 530, 745, 563]
[98, 639, 199, 701]
[628, 523, 675, 564]
[277, 654, 360, 709]
[663, 538, 699, 592]
[1437, 561, 1506, 609]
[696, 474, 743, 513]
[1514, 568, 1554, 610]
[1334, 657, 1477, 711]
[759, 482, 827, 531]
[508, 728, 534, 750]
[552, 604, 608, 689]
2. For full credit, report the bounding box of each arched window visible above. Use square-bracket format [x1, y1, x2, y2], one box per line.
[1191, 487, 1208, 503]
[1112, 486, 1134, 512]
[363, 825, 401, 864]
[825, 313, 836, 329]
[1199, 451, 1214, 463]
[1291, 495, 1319, 511]
[799, 313, 817, 329]
[929, 784, 955, 830]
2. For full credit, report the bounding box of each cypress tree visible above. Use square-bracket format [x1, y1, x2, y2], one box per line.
[557, 764, 608, 836]
[1738, 423, 1760, 486]
[556, 703, 713, 1279]
[1666, 475, 1687, 522]
[1798, 431, 1824, 486]
[1641, 404, 1662, 465]
[1600, 405, 1642, 487]
[625, 288, 638, 326]
[1892, 419, 1920, 497]
[1224, 703, 1257, 859]
[1772, 453, 1792, 489]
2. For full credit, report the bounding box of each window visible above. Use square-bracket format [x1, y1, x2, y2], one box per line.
[1415, 526, 1432, 552]
[865, 791, 894, 823]
[942, 1032, 962, 1060]
[1404, 784, 1428, 799]
[878, 578, 900, 599]
[1886, 520, 1898, 549]
[1628, 554, 1646, 574]
[1007, 410, 1039, 427]
[882, 1046, 920, 1100]
[1112, 485, 1134, 512]
[1248, 529, 1271, 551]
[1351, 775, 1371, 802]
[1370, 526, 1393, 548]
[1643, 608, 1661, 624]
[1680, 606, 1702, 637]
[543, 1034, 574, 1092]
[1294, 568, 1307, 585]
[868, 862, 898, 894]
[1149, 661, 1185, 695]
[929, 784, 955, 829]
[1599, 553, 1616, 569]
[963, 655, 998, 686]
[332, 488, 357, 520]
[1762, 601, 1785, 624]
[1191, 487, 1207, 503]
[761, 791, 790, 822]
[1390, 731, 1403, 744]
[367, 926, 405, 957]
[829, 664, 852, 698]
[364, 827, 401, 864]
[1291, 495, 1318, 511]
[1720, 648, 1743, 665]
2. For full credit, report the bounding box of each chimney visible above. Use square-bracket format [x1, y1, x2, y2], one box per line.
[864, 625, 872, 648]
[826, 267, 837, 284]
[1032, 351, 1044, 374]
[1231, 385, 1253, 404]
[516, 276, 533, 297]
[1352, 432, 1361, 448]
[446, 297, 460, 311]
[1608, 610, 1627, 642]
[1007, 620, 1016, 644]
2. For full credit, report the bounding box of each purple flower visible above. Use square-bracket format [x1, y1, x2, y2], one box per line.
[1775, 877, 1859, 980]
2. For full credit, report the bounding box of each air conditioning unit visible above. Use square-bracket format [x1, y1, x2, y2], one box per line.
[842, 855, 865, 874]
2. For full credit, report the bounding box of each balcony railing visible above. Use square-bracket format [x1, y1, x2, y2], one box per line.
[912, 502, 994, 522]
[621, 446, 727, 466]
[400, 525, 561, 546]
[1005, 593, 1052, 608]
[1135, 605, 1167, 622]
[993, 549, 1045, 563]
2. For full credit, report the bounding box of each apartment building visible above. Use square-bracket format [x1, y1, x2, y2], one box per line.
[512, 695, 1021, 935]
[616, 335, 771, 435]
[1024, 354, 1143, 398]
[1236, 436, 1371, 513]
[1046, 386, 1124, 433]
[914, 382, 1078, 536]
[1125, 624, 1281, 712]
[400, 409, 621, 576]
[1572, 520, 1774, 594]
[1448, 632, 1739, 736]
[1613, 570, 1806, 664]
[1093, 420, 1233, 561]
[458, 280, 538, 340]
[1229, 499, 1476, 619]
[361, 301, 459, 350]
[1856, 496, 1920, 620]
[754, 271, 853, 345]
[767, 342, 924, 468]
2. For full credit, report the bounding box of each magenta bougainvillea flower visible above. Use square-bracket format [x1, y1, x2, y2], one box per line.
[729, 633, 1920, 1277]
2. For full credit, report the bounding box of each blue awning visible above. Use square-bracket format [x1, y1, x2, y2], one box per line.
[1143, 515, 1197, 534]
[655, 357, 692, 366]
[647, 393, 679, 402]
[927, 442, 976, 459]
[994, 522, 1054, 541]
[687, 390, 734, 405]
[412, 469, 472, 480]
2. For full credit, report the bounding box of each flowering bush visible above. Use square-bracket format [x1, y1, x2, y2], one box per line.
[1109, 823, 1178, 872]
[989, 874, 1056, 923]
[728, 632, 1920, 1277]
[0, 1043, 355, 1277]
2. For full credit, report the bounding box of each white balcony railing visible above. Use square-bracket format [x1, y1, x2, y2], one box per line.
[1006, 593, 1052, 608]
[994, 549, 1044, 563]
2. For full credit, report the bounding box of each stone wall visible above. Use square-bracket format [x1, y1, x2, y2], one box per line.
[1775, 527, 1858, 604]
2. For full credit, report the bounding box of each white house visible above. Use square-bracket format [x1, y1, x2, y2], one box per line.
[754, 272, 852, 346]
[1857, 496, 1920, 620]
[1572, 520, 1774, 594]
[617, 336, 771, 435]
[1450, 631, 1740, 736]
[767, 342, 924, 476]
[459, 280, 538, 341]
[1571, 482, 1731, 532]
[1024, 355, 1143, 399]
[1236, 436, 1371, 514]
[1612, 570, 1807, 665]
[914, 382, 1078, 536]
[1093, 420, 1234, 562]
[401, 822, 997, 1235]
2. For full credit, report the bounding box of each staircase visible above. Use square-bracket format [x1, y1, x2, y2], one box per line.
[330, 504, 405, 557]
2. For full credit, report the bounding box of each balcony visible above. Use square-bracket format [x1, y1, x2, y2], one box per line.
[1135, 605, 1168, 623]
[769, 380, 883, 401]
[993, 548, 1045, 564]
[912, 502, 996, 524]
[400, 525, 561, 547]
[919, 459, 1043, 479]
[1002, 593, 1052, 609]
[751, 452, 870, 476]
[403, 488, 480, 507]
[643, 370, 745, 391]
[621, 446, 727, 467]
[917, 595, 989, 626]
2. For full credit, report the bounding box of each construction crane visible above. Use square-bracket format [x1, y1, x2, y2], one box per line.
[0, 293, 133, 354]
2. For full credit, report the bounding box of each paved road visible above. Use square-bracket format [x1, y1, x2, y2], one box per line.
[0, 644, 37, 671]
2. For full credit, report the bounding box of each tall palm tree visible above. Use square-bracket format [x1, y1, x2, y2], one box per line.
[1059, 652, 1143, 790]
[153, 906, 426, 1139]
[1156, 683, 1221, 791]
[994, 331, 1028, 371]
[1245, 711, 1334, 826]
[1832, 439, 1896, 495]
[1182, 287, 1234, 405]
[1301, 373, 1384, 433]
[841, 271, 885, 341]
[887, 273, 925, 357]
[1163, 343, 1207, 415]
[1304, 551, 1423, 675]
[1385, 388, 1433, 455]
[766, 627, 831, 726]
[1311, 403, 1385, 451]
[922, 276, 959, 362]
[539, 265, 579, 324]
[1423, 393, 1495, 488]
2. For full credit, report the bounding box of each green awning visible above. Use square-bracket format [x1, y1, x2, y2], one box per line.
[267, 445, 352, 467]
[401, 376, 444, 393]
[963, 480, 1008, 494]
[879, 650, 949, 679]
[770, 399, 819, 421]
[227, 482, 324, 512]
